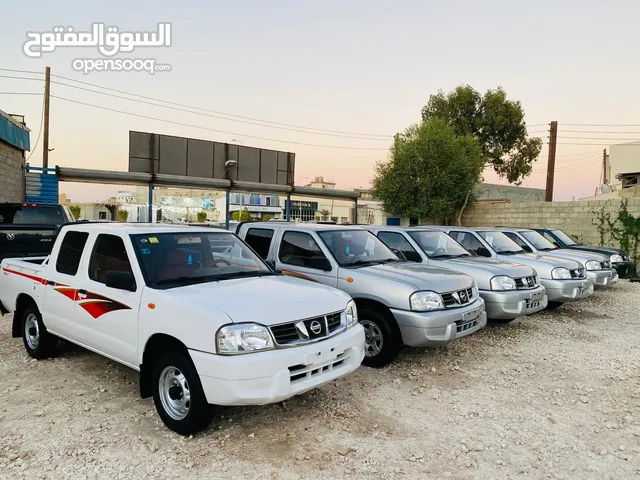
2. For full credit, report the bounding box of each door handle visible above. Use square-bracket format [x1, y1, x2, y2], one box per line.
[47, 280, 55, 286]
[77, 289, 88, 299]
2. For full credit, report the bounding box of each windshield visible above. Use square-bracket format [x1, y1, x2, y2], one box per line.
[131, 232, 272, 288]
[318, 229, 399, 267]
[408, 230, 471, 258]
[551, 229, 577, 246]
[478, 231, 524, 254]
[0, 205, 69, 225]
[520, 231, 558, 251]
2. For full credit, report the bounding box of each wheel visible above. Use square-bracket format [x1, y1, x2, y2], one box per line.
[151, 350, 215, 435]
[22, 303, 57, 359]
[359, 308, 402, 368]
[546, 301, 563, 310]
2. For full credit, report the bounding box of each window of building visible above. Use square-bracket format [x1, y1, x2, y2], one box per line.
[56, 231, 89, 275]
[245, 228, 275, 260]
[377, 232, 422, 262]
[279, 231, 330, 270]
[89, 234, 134, 285]
[99, 211, 107, 220]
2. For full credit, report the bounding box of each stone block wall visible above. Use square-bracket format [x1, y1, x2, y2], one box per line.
[0, 140, 25, 203]
[461, 198, 640, 249]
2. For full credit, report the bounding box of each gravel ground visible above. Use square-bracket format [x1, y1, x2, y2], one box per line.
[1, 281, 639, 480]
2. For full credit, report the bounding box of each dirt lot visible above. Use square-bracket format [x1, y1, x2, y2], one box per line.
[1, 281, 639, 480]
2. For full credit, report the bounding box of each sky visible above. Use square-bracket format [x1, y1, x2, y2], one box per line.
[1, 0, 639, 202]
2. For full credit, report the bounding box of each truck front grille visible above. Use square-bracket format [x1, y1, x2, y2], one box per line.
[270, 312, 343, 346]
[288, 351, 350, 383]
[441, 288, 474, 308]
[571, 268, 585, 279]
[456, 318, 479, 333]
[515, 276, 537, 289]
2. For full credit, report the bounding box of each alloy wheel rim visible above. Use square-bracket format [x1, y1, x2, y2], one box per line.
[360, 319, 383, 357]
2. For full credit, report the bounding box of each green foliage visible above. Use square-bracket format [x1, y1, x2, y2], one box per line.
[261, 214, 273, 222]
[196, 211, 207, 222]
[117, 209, 129, 222]
[421, 85, 543, 184]
[372, 119, 484, 224]
[592, 199, 640, 264]
[68, 205, 81, 220]
[232, 210, 252, 222]
[319, 209, 331, 221]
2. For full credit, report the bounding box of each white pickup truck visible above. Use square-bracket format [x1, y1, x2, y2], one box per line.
[0, 223, 364, 435]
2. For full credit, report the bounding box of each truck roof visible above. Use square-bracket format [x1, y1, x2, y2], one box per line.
[61, 222, 234, 235]
[241, 222, 368, 231]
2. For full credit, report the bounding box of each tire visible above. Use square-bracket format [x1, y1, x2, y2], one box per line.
[546, 301, 563, 310]
[22, 303, 57, 359]
[359, 307, 402, 368]
[151, 350, 215, 435]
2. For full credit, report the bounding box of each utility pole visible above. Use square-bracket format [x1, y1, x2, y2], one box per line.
[544, 121, 558, 202]
[42, 66, 51, 168]
[602, 148, 608, 184]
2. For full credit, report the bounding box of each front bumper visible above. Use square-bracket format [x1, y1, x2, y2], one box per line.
[480, 285, 548, 320]
[586, 269, 619, 288]
[613, 261, 636, 279]
[541, 278, 594, 303]
[189, 324, 365, 406]
[391, 298, 487, 347]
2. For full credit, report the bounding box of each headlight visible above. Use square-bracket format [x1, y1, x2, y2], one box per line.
[410, 291, 444, 311]
[551, 267, 571, 279]
[585, 260, 600, 271]
[610, 254, 624, 263]
[472, 283, 479, 299]
[216, 323, 274, 355]
[345, 300, 358, 328]
[490, 276, 516, 291]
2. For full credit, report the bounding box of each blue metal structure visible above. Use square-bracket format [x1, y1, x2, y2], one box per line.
[24, 166, 59, 204]
[0, 110, 30, 151]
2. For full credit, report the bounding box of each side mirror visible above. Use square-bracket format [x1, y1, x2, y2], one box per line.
[308, 256, 332, 271]
[476, 247, 492, 258]
[105, 270, 136, 291]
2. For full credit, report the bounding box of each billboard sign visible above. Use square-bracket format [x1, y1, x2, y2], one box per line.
[128, 131, 295, 186]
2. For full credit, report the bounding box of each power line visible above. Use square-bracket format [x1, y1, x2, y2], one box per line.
[49, 79, 392, 141]
[25, 92, 45, 163]
[562, 123, 640, 127]
[50, 95, 391, 151]
[0, 74, 44, 82]
[558, 136, 640, 141]
[51, 73, 392, 139]
[0, 92, 43, 96]
[559, 129, 640, 134]
[0, 68, 44, 76]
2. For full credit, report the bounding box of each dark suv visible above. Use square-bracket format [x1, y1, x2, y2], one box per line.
[532, 228, 636, 279]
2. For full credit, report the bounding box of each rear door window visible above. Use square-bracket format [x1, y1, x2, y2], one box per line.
[245, 228, 274, 260]
[56, 231, 89, 275]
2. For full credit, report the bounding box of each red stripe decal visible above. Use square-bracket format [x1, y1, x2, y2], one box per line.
[281, 270, 321, 283]
[2, 268, 44, 284]
[80, 300, 131, 319]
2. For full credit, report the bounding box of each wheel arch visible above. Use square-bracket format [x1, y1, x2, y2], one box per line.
[139, 333, 190, 399]
[352, 297, 402, 338]
[12, 294, 38, 338]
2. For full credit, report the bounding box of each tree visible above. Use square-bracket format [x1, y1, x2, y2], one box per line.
[261, 214, 273, 222]
[372, 119, 484, 224]
[319, 209, 331, 221]
[196, 211, 207, 222]
[117, 209, 129, 222]
[232, 210, 252, 222]
[68, 205, 81, 220]
[421, 85, 542, 184]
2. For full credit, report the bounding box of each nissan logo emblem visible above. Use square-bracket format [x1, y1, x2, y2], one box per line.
[6, 233, 15, 241]
[459, 291, 467, 302]
[309, 320, 322, 335]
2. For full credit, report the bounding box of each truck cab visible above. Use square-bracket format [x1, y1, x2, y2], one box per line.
[237, 222, 487, 368]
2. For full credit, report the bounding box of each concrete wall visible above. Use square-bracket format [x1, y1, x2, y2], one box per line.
[461, 198, 640, 249]
[0, 140, 25, 203]
[608, 142, 640, 189]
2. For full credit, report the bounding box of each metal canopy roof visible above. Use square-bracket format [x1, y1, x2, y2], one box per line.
[56, 166, 360, 200]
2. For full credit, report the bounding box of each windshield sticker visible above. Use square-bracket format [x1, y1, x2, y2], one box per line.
[177, 236, 201, 244]
[148, 237, 159, 244]
[140, 247, 151, 255]
[140, 238, 148, 243]
[187, 253, 193, 265]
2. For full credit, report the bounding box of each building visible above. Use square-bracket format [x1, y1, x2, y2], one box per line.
[605, 141, 640, 190]
[0, 109, 30, 203]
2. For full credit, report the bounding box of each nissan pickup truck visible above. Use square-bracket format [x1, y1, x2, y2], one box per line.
[429, 226, 594, 309]
[237, 222, 487, 368]
[0, 223, 364, 435]
[494, 227, 619, 289]
[0, 203, 76, 262]
[531, 228, 637, 279]
[367, 226, 547, 322]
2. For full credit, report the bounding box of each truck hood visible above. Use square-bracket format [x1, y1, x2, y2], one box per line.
[499, 253, 582, 270]
[535, 249, 607, 265]
[357, 262, 474, 292]
[566, 245, 628, 259]
[434, 256, 534, 278]
[158, 275, 349, 325]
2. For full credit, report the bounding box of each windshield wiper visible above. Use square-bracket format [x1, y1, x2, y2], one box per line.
[538, 247, 557, 251]
[214, 271, 276, 280]
[153, 270, 274, 285]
